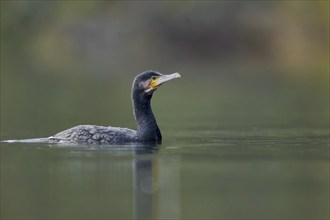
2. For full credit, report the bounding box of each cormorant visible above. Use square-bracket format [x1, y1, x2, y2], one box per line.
[2, 70, 181, 145]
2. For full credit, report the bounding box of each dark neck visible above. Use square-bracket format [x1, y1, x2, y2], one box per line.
[132, 93, 162, 143]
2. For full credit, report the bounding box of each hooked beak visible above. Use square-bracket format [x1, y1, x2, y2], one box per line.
[146, 72, 181, 93]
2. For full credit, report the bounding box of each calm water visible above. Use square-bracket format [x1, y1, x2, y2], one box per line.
[0, 126, 329, 220]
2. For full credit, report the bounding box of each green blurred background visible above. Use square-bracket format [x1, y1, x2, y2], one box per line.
[1, 1, 329, 139]
[0, 2, 329, 220]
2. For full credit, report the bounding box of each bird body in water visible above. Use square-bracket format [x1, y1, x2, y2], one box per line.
[2, 71, 181, 145]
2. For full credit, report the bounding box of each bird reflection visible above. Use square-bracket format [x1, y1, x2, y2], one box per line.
[132, 145, 180, 220]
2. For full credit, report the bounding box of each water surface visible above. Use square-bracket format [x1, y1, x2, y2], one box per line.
[1, 127, 328, 219]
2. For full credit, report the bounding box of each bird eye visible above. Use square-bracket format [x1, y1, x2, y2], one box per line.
[151, 76, 157, 81]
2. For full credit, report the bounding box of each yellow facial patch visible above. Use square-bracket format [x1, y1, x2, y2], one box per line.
[149, 77, 160, 88]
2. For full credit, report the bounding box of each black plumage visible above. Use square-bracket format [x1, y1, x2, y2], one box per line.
[48, 70, 181, 145]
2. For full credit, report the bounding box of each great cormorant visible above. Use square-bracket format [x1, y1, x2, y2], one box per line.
[2, 70, 181, 145]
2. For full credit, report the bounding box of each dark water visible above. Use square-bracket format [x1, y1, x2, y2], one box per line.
[1, 127, 329, 220]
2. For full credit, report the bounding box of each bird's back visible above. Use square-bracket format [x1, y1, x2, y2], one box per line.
[52, 125, 137, 144]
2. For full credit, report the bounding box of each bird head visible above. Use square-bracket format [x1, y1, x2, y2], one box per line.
[133, 70, 181, 96]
